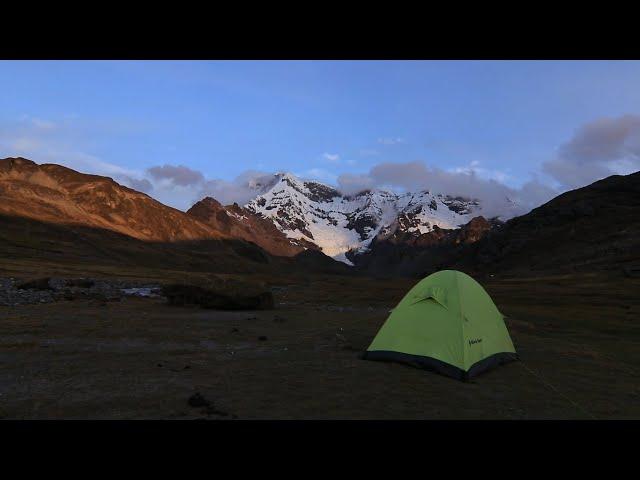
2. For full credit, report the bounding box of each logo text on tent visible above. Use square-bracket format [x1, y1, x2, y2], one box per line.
[468, 338, 482, 345]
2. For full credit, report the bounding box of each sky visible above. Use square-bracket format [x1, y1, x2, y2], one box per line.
[1, 60, 640, 216]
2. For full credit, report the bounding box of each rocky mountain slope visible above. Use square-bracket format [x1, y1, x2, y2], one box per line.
[467, 171, 640, 274]
[0, 157, 220, 243]
[0, 158, 486, 265]
[186, 197, 316, 257]
[0, 157, 349, 275]
[243, 172, 481, 263]
[352, 171, 640, 277]
[5, 157, 635, 279]
[350, 216, 496, 276]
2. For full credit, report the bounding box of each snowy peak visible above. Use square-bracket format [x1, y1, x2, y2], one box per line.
[270, 172, 341, 202]
[244, 172, 481, 263]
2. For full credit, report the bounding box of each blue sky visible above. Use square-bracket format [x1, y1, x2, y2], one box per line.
[1, 60, 640, 213]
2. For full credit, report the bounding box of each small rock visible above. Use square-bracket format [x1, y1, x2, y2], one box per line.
[187, 392, 210, 408]
[66, 278, 95, 289]
[204, 405, 228, 417]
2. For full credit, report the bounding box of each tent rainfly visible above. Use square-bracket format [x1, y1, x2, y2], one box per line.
[363, 270, 517, 380]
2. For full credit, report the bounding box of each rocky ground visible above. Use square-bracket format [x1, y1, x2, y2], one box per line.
[0, 271, 638, 419]
[0, 277, 161, 307]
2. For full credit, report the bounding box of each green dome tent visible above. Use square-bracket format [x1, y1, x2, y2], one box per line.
[363, 270, 517, 380]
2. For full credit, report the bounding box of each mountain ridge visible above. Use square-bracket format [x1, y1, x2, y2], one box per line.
[186, 196, 317, 257]
[351, 171, 640, 276]
[4, 156, 636, 278]
[243, 172, 482, 263]
[0, 157, 220, 243]
[0, 157, 351, 275]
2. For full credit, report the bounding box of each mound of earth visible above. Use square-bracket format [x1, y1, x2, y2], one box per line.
[162, 278, 275, 310]
[292, 249, 353, 274]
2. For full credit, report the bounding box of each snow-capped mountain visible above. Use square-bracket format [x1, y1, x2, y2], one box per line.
[244, 173, 481, 264]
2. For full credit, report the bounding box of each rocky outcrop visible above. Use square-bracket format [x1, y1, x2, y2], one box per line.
[349, 216, 495, 276]
[0, 277, 160, 306]
[186, 197, 315, 257]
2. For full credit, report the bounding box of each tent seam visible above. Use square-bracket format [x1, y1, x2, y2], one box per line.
[455, 271, 466, 372]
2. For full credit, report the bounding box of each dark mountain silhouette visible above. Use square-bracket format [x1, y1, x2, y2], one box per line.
[352, 171, 640, 277]
[467, 171, 640, 274]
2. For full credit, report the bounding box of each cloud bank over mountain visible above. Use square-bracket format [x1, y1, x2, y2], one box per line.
[147, 164, 205, 186]
[111, 116, 640, 216]
[196, 170, 275, 206]
[543, 114, 640, 189]
[336, 162, 557, 218]
[2, 113, 639, 217]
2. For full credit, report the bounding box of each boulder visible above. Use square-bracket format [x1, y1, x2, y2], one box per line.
[162, 279, 274, 310]
[623, 265, 640, 278]
[16, 277, 53, 291]
[66, 278, 95, 288]
[187, 392, 210, 408]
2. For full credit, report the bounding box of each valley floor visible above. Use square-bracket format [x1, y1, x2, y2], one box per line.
[0, 270, 638, 419]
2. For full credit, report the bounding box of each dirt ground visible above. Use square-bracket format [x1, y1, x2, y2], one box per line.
[0, 270, 638, 419]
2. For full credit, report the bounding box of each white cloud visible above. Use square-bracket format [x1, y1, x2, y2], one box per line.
[30, 118, 56, 130]
[322, 152, 340, 163]
[197, 170, 275, 207]
[378, 137, 405, 145]
[449, 160, 512, 184]
[543, 114, 640, 189]
[3, 113, 635, 219]
[337, 161, 557, 219]
[120, 176, 153, 193]
[147, 164, 205, 186]
[359, 149, 379, 157]
[295, 168, 338, 184]
[19, 115, 57, 130]
[0, 114, 143, 179]
[335, 173, 375, 195]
